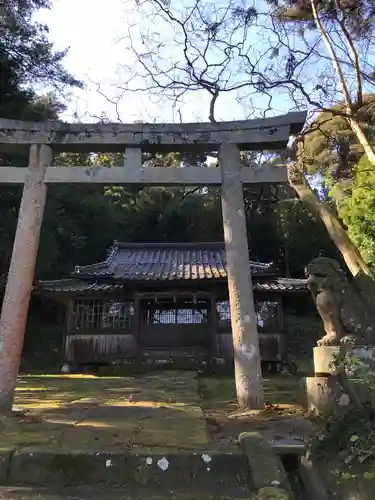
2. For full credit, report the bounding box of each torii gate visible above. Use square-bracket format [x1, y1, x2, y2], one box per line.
[0, 112, 306, 411]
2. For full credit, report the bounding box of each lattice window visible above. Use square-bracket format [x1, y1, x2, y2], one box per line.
[152, 307, 176, 325]
[216, 299, 280, 332]
[73, 299, 134, 331]
[256, 300, 280, 332]
[146, 299, 208, 325]
[217, 300, 230, 321]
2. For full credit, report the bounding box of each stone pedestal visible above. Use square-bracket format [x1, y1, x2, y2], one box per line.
[313, 346, 340, 376]
[304, 376, 350, 416]
[305, 345, 375, 416]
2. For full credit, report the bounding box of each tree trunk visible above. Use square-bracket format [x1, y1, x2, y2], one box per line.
[287, 165, 373, 279]
[348, 117, 375, 166]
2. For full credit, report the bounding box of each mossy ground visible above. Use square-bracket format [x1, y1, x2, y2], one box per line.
[1, 371, 313, 451]
[2, 371, 206, 450]
[200, 375, 314, 444]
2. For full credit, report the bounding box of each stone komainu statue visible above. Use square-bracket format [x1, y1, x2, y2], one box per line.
[305, 257, 375, 346]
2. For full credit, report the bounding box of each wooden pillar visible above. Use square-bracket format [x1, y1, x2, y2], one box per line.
[209, 293, 217, 358]
[0, 144, 51, 411]
[66, 298, 75, 334]
[133, 292, 141, 357]
[220, 143, 264, 410]
[62, 298, 74, 368]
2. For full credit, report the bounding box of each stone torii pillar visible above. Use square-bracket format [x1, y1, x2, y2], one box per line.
[0, 145, 51, 410]
[220, 143, 264, 410]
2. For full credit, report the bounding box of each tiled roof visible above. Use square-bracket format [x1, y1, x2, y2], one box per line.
[35, 280, 124, 293]
[255, 278, 308, 291]
[36, 277, 308, 293]
[35, 243, 308, 293]
[73, 242, 276, 281]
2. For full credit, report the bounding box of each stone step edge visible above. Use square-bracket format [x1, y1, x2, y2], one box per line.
[0, 446, 241, 456]
[0, 485, 253, 500]
[0, 446, 248, 487]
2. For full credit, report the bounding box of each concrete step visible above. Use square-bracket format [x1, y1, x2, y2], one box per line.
[98, 350, 210, 375]
[0, 448, 251, 491]
[0, 486, 253, 500]
[142, 348, 209, 366]
[142, 347, 208, 357]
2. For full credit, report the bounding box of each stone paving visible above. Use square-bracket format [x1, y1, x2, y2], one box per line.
[0, 370, 313, 451]
[5, 371, 209, 450]
[0, 371, 316, 497]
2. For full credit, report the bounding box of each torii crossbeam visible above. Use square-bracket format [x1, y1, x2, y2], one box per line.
[0, 111, 307, 412]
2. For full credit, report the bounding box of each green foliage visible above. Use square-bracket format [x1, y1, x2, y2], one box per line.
[283, 313, 322, 360]
[123, 187, 219, 243]
[311, 405, 375, 478]
[336, 156, 375, 269]
[288, 98, 375, 273]
[0, 0, 82, 96]
[300, 94, 375, 179]
[277, 198, 341, 275]
[38, 184, 130, 279]
[0, 144, 341, 282]
[297, 96, 375, 190]
[1, 174, 340, 283]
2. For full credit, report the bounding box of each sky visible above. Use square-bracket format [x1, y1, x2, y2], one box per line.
[34, 0, 373, 127]
[35, 0, 148, 122]
[35, 0, 288, 124]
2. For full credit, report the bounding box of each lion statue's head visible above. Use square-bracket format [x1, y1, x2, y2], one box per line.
[305, 257, 349, 291]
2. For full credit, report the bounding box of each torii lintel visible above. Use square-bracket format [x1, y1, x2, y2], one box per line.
[0, 111, 307, 153]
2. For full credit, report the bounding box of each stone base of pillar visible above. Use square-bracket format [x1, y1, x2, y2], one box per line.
[304, 376, 373, 416]
[304, 345, 375, 416]
[313, 346, 340, 376]
[304, 376, 350, 416]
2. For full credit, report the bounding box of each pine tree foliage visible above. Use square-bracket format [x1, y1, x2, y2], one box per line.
[0, 0, 82, 93]
[299, 94, 375, 188]
[267, 0, 375, 38]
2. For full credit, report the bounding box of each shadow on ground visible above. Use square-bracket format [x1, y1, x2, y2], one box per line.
[200, 375, 315, 444]
[1, 371, 315, 451]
